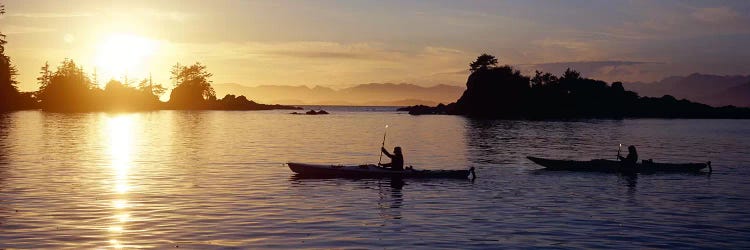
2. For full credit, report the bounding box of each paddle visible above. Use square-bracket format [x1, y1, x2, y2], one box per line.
[378, 125, 388, 166]
[616, 143, 622, 160]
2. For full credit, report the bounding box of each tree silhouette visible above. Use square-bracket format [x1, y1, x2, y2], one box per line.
[36, 59, 97, 111]
[138, 75, 166, 97]
[404, 54, 750, 118]
[469, 53, 498, 72]
[169, 62, 216, 108]
[36, 61, 52, 89]
[98, 78, 163, 111]
[0, 4, 20, 110]
[91, 68, 98, 87]
[561, 68, 581, 80]
[23, 58, 296, 111]
[531, 70, 558, 88]
[456, 63, 530, 117]
[611, 81, 625, 93]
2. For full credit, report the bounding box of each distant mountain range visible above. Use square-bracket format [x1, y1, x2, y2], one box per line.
[213, 73, 750, 107]
[212, 83, 465, 106]
[623, 73, 750, 107]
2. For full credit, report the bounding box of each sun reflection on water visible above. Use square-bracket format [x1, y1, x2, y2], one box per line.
[109, 239, 123, 249]
[115, 213, 130, 223]
[105, 115, 136, 248]
[112, 199, 129, 209]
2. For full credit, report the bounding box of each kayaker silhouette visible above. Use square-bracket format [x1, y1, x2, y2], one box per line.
[380, 146, 404, 170]
[617, 145, 639, 170]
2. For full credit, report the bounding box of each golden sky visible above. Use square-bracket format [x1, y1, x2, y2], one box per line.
[3, 0, 750, 91]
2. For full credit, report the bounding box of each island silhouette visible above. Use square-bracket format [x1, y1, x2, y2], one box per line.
[0, 1, 747, 118]
[400, 54, 750, 119]
[15, 60, 301, 112]
[1, 58, 300, 112]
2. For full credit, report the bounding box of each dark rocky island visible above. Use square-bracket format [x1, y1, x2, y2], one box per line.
[291, 109, 329, 115]
[400, 54, 750, 119]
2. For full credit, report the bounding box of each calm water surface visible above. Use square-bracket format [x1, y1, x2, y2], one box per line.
[0, 108, 749, 249]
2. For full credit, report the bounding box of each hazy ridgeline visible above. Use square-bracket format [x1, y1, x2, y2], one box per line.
[623, 74, 750, 108]
[213, 83, 465, 107]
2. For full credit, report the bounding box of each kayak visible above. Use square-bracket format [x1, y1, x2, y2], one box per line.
[527, 156, 711, 173]
[287, 162, 476, 179]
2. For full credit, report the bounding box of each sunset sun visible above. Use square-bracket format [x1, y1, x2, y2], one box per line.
[94, 33, 158, 85]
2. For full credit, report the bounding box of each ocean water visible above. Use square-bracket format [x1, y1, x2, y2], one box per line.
[0, 108, 748, 249]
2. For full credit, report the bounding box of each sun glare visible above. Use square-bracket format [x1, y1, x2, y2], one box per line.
[95, 33, 158, 86]
[105, 115, 136, 248]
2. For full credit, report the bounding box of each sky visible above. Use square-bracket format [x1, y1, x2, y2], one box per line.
[2, 0, 750, 91]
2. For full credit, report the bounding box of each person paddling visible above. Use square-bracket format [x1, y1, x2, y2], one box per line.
[617, 145, 638, 170]
[380, 146, 404, 170]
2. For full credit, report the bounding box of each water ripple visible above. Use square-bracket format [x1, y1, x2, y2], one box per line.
[0, 111, 749, 248]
